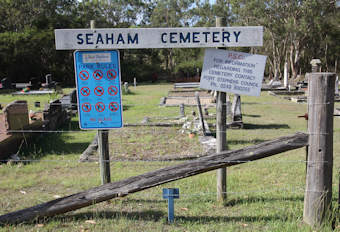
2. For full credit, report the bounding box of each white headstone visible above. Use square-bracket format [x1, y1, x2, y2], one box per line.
[335, 75, 339, 95]
[284, 62, 288, 88]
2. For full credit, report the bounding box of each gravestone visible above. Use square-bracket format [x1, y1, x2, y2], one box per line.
[1, 78, 12, 89]
[268, 79, 282, 88]
[70, 89, 77, 109]
[284, 62, 289, 88]
[335, 75, 339, 95]
[46, 74, 52, 86]
[179, 104, 185, 117]
[43, 99, 68, 130]
[124, 82, 129, 93]
[3, 100, 29, 133]
[231, 95, 242, 122]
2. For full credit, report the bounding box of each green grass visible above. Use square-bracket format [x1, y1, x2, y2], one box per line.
[0, 84, 339, 231]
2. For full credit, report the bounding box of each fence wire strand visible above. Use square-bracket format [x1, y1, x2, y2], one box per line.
[0, 92, 338, 215]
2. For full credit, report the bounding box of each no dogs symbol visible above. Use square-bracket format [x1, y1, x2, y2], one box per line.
[94, 86, 104, 96]
[107, 69, 117, 80]
[95, 102, 105, 112]
[79, 70, 89, 81]
[82, 102, 91, 112]
[108, 86, 118, 96]
[93, 70, 103, 80]
[109, 102, 119, 112]
[80, 86, 90, 96]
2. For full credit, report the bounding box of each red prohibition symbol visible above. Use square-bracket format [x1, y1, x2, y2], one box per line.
[95, 102, 105, 112]
[108, 86, 118, 96]
[94, 86, 104, 96]
[109, 102, 119, 112]
[81, 102, 91, 112]
[80, 86, 90, 96]
[79, 70, 89, 81]
[93, 70, 103, 80]
[107, 69, 117, 80]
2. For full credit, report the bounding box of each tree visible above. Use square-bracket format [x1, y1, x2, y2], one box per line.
[149, 0, 196, 78]
[0, 0, 79, 83]
[230, 0, 338, 80]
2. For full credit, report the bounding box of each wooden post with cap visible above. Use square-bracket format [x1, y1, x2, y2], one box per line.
[303, 72, 335, 227]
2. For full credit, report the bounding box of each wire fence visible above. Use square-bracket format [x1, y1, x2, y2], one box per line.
[0, 92, 339, 224]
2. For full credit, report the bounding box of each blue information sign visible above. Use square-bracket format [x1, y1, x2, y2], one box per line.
[74, 50, 123, 129]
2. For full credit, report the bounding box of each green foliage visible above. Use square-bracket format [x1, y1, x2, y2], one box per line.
[230, 0, 339, 78]
[0, 0, 338, 84]
[174, 59, 203, 77]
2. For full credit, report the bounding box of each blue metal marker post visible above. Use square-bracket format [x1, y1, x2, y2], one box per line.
[162, 188, 179, 223]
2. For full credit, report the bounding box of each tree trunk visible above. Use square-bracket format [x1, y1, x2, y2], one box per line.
[290, 40, 301, 79]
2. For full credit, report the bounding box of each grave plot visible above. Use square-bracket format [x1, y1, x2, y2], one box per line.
[268, 90, 307, 103]
[9, 74, 61, 96]
[161, 89, 215, 107]
[163, 97, 215, 106]
[110, 127, 205, 161]
[0, 91, 75, 160]
[264, 73, 340, 104]
[0, 100, 43, 160]
[268, 87, 340, 104]
[168, 89, 212, 97]
[79, 119, 208, 162]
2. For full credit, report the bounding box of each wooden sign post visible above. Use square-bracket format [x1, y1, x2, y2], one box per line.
[91, 20, 111, 185]
[215, 17, 227, 202]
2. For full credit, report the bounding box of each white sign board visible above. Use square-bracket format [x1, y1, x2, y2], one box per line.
[200, 49, 267, 96]
[55, 26, 263, 50]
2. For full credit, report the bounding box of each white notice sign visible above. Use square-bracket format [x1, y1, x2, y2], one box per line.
[83, 52, 111, 63]
[200, 49, 267, 96]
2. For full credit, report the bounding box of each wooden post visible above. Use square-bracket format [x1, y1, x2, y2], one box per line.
[98, 130, 111, 184]
[216, 16, 227, 202]
[0, 133, 308, 224]
[195, 92, 206, 135]
[91, 20, 111, 185]
[303, 73, 335, 227]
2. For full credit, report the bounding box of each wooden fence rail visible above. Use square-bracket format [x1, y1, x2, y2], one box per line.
[0, 132, 308, 225]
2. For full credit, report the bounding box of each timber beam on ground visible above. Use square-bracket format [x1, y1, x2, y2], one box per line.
[0, 132, 308, 225]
